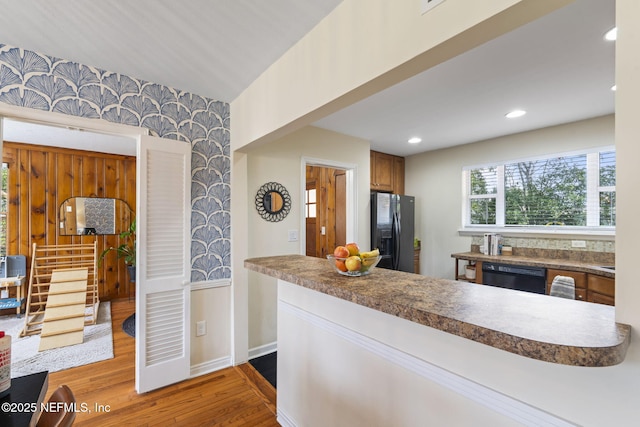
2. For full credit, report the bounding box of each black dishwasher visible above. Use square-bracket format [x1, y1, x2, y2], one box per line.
[481, 262, 546, 294]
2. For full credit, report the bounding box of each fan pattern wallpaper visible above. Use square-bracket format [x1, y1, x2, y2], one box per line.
[0, 43, 231, 282]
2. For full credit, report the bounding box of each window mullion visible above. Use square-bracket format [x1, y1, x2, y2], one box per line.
[586, 152, 599, 227]
[496, 165, 505, 226]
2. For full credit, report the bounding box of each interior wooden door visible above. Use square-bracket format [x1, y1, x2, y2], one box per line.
[305, 165, 346, 258]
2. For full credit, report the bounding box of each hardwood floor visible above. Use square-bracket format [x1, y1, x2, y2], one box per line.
[45, 299, 278, 426]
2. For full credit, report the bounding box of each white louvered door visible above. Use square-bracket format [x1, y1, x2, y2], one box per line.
[135, 135, 191, 393]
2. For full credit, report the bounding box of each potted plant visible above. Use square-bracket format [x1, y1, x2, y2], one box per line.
[99, 218, 136, 282]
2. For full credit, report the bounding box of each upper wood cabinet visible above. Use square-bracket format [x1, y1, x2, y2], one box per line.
[370, 150, 405, 194]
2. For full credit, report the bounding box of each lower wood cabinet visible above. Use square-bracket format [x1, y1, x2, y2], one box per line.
[547, 268, 614, 306]
[587, 275, 615, 306]
[452, 257, 614, 306]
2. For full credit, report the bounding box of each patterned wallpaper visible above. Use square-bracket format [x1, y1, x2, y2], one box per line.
[0, 43, 230, 282]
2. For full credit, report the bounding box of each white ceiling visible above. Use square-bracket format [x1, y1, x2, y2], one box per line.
[0, 0, 615, 158]
[314, 0, 615, 156]
[0, 0, 343, 103]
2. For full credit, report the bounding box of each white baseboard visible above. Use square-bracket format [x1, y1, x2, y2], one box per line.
[248, 341, 277, 359]
[190, 355, 232, 377]
[190, 278, 231, 291]
[277, 409, 298, 427]
[280, 301, 576, 427]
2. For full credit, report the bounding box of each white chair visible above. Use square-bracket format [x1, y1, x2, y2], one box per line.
[550, 275, 575, 299]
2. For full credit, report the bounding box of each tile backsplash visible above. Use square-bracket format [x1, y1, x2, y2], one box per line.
[471, 236, 614, 253]
[470, 236, 615, 264]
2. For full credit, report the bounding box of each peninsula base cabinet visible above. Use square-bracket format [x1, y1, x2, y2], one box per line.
[276, 279, 585, 426]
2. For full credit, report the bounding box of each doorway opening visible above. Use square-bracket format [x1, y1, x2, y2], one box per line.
[305, 165, 347, 258]
[301, 157, 357, 259]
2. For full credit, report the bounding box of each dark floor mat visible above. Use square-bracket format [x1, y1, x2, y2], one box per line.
[249, 352, 276, 388]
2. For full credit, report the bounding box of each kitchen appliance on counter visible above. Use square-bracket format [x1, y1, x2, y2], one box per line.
[482, 262, 546, 294]
[371, 192, 415, 273]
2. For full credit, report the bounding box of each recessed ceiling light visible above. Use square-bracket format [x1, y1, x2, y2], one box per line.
[604, 27, 617, 41]
[611, 84, 617, 91]
[505, 110, 526, 119]
[408, 137, 422, 144]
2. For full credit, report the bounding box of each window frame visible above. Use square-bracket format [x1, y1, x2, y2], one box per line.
[460, 147, 615, 238]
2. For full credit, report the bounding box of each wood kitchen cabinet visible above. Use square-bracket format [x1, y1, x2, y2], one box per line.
[370, 150, 405, 194]
[393, 156, 405, 195]
[587, 275, 615, 306]
[547, 268, 614, 306]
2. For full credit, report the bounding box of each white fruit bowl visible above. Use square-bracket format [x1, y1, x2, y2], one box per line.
[327, 255, 382, 277]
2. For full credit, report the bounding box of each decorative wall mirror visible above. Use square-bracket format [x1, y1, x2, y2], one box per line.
[59, 197, 134, 235]
[255, 182, 292, 222]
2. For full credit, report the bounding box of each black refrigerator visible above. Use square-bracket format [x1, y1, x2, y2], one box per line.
[371, 192, 415, 273]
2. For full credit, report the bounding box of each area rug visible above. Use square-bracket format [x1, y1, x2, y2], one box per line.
[0, 301, 114, 378]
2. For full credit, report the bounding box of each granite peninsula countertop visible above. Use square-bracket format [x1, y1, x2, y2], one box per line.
[451, 252, 615, 278]
[245, 255, 630, 367]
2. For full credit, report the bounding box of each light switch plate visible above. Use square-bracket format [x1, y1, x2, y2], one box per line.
[288, 229, 299, 242]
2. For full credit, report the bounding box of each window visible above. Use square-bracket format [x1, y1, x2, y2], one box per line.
[305, 188, 316, 218]
[464, 148, 615, 231]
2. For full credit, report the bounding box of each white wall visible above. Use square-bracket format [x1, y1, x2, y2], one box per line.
[246, 126, 370, 351]
[406, 114, 614, 279]
[615, 0, 640, 328]
[190, 284, 231, 374]
[231, 0, 568, 151]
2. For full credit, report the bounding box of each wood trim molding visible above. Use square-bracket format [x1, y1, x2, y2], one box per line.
[190, 278, 231, 291]
[189, 356, 232, 378]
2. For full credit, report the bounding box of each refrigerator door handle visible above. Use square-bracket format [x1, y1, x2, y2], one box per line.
[393, 212, 401, 269]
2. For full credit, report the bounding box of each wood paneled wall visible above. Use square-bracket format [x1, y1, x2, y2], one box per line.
[2, 141, 136, 300]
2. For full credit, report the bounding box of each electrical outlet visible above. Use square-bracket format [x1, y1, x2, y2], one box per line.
[571, 240, 587, 248]
[196, 320, 206, 337]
